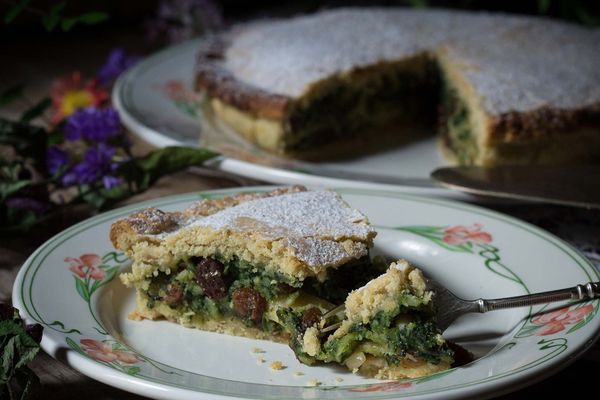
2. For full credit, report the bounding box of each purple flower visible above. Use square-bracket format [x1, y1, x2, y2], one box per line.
[47, 146, 70, 175]
[26, 323, 44, 344]
[65, 107, 121, 142]
[98, 48, 140, 86]
[146, 0, 224, 45]
[62, 143, 122, 189]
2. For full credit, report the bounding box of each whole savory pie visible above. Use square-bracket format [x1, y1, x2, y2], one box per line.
[110, 187, 455, 379]
[195, 8, 600, 166]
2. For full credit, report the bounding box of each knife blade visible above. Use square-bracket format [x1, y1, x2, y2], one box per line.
[430, 165, 600, 209]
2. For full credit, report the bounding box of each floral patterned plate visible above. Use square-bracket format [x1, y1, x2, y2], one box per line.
[113, 39, 472, 200]
[12, 187, 600, 400]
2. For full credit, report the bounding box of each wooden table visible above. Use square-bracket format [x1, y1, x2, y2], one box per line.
[2, 27, 599, 400]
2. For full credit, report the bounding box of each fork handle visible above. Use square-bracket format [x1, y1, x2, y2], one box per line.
[478, 282, 600, 312]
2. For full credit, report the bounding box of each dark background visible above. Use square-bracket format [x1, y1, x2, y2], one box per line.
[3, 0, 599, 36]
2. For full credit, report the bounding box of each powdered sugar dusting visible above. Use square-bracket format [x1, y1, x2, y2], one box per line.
[223, 8, 600, 114]
[283, 237, 367, 268]
[189, 190, 371, 239]
[165, 190, 374, 266]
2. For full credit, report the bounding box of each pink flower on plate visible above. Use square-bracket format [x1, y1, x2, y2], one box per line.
[532, 304, 594, 336]
[161, 80, 201, 103]
[80, 339, 139, 364]
[350, 381, 412, 392]
[65, 254, 106, 280]
[443, 223, 493, 246]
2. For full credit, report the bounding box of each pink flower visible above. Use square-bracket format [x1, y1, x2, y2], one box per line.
[443, 223, 493, 246]
[532, 304, 594, 336]
[51, 72, 108, 124]
[80, 339, 139, 364]
[66, 254, 106, 280]
[350, 381, 412, 392]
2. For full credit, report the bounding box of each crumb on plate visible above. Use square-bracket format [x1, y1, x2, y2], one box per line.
[250, 347, 265, 354]
[269, 360, 285, 370]
[307, 378, 321, 387]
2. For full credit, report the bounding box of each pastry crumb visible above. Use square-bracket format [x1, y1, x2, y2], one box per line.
[307, 378, 321, 387]
[250, 347, 265, 353]
[256, 356, 265, 365]
[335, 377, 344, 382]
[293, 371, 305, 377]
[269, 361, 285, 370]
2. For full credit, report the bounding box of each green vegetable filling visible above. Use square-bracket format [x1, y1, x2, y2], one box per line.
[143, 255, 378, 331]
[440, 80, 477, 165]
[279, 291, 453, 366]
[286, 59, 439, 151]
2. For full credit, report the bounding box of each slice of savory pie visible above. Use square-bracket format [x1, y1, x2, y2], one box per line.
[278, 259, 453, 379]
[110, 186, 378, 342]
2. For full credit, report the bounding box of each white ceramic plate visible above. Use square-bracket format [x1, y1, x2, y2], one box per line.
[112, 39, 470, 199]
[13, 187, 600, 400]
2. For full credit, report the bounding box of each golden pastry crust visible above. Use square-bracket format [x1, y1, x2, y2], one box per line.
[112, 186, 376, 285]
[195, 35, 290, 119]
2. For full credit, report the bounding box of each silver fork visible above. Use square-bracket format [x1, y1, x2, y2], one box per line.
[321, 281, 600, 334]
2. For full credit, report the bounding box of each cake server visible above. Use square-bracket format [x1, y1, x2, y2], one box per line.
[430, 165, 600, 209]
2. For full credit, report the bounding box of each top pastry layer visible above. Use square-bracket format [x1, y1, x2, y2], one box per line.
[111, 186, 376, 282]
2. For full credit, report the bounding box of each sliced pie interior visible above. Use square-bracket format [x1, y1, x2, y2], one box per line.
[110, 186, 379, 342]
[278, 259, 454, 379]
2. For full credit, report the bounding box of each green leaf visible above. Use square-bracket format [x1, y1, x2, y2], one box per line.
[397, 225, 445, 235]
[4, 0, 31, 24]
[1, 336, 17, 382]
[20, 98, 51, 123]
[60, 12, 109, 32]
[0, 84, 24, 107]
[0, 180, 32, 203]
[123, 366, 140, 375]
[90, 279, 102, 295]
[42, 2, 66, 32]
[13, 335, 39, 370]
[127, 146, 219, 189]
[73, 277, 90, 302]
[81, 187, 108, 209]
[1, 208, 39, 236]
[0, 319, 40, 400]
[84, 147, 219, 210]
[65, 337, 78, 350]
[566, 300, 599, 334]
[102, 266, 119, 284]
[65, 337, 84, 355]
